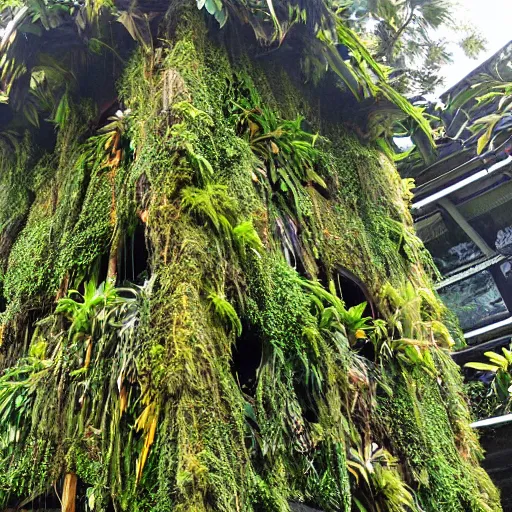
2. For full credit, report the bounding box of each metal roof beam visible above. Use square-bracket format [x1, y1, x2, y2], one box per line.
[438, 197, 495, 257]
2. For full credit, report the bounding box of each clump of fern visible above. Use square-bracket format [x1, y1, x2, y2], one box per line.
[234, 102, 326, 219]
[181, 183, 237, 236]
[208, 291, 242, 336]
[233, 220, 263, 257]
[181, 185, 264, 261]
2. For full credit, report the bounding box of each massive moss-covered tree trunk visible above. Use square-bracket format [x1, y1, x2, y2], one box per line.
[0, 5, 501, 512]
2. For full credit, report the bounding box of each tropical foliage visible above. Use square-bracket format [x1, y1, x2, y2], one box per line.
[0, 1, 500, 512]
[435, 43, 512, 156]
[466, 345, 512, 415]
[346, 0, 486, 94]
[0, 0, 434, 146]
[452, 79, 512, 155]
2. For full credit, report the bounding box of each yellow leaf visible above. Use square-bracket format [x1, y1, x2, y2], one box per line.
[84, 338, 92, 369]
[135, 403, 152, 431]
[119, 385, 128, 416]
[270, 141, 280, 154]
[248, 120, 259, 138]
[136, 408, 159, 484]
[477, 132, 489, 155]
[347, 465, 360, 484]
[148, 414, 158, 446]
[355, 329, 366, 339]
[476, 117, 499, 154]
[139, 209, 149, 223]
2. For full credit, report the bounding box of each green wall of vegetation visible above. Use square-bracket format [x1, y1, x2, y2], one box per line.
[0, 5, 501, 512]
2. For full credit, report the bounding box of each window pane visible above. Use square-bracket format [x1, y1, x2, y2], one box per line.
[469, 200, 512, 253]
[439, 270, 508, 331]
[459, 182, 512, 252]
[417, 212, 484, 275]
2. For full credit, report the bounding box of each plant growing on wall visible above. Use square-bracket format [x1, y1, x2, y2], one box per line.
[465, 345, 512, 415]
[0, 1, 501, 511]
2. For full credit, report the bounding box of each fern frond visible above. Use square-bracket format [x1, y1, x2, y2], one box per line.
[208, 292, 242, 336]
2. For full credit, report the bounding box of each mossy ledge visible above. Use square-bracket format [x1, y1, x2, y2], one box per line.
[0, 6, 500, 512]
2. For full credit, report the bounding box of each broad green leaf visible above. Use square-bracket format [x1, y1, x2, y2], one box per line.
[353, 497, 368, 512]
[214, 7, 227, 28]
[23, 102, 39, 127]
[484, 351, 508, 368]
[205, 0, 219, 15]
[503, 348, 512, 365]
[464, 362, 500, 372]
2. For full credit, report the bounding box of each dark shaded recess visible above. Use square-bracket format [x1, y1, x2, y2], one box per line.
[0, 288, 5, 315]
[96, 98, 122, 128]
[317, 72, 366, 130]
[231, 320, 263, 397]
[327, 265, 378, 360]
[37, 118, 59, 152]
[97, 250, 111, 285]
[9, 487, 62, 511]
[78, 26, 137, 113]
[0, 103, 13, 130]
[0, 305, 53, 369]
[289, 503, 326, 512]
[301, 404, 319, 424]
[294, 376, 320, 424]
[121, 222, 150, 284]
[74, 251, 111, 292]
[1, 16, 135, 154]
[334, 266, 376, 318]
[479, 422, 512, 512]
[317, 265, 377, 320]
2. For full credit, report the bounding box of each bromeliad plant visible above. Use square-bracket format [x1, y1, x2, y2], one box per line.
[56, 280, 119, 341]
[234, 102, 326, 219]
[348, 441, 421, 512]
[298, 277, 373, 347]
[55, 278, 147, 388]
[0, 278, 153, 506]
[378, 282, 454, 367]
[469, 81, 512, 154]
[465, 345, 512, 414]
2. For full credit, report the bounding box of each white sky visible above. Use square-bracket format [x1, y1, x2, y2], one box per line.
[434, 0, 512, 97]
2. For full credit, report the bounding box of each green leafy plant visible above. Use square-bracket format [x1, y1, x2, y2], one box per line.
[298, 277, 373, 348]
[232, 220, 264, 258]
[446, 74, 512, 154]
[235, 103, 325, 218]
[56, 279, 119, 341]
[0, 2, 499, 510]
[0, 340, 53, 453]
[181, 183, 237, 237]
[375, 281, 453, 371]
[465, 345, 512, 411]
[208, 291, 242, 336]
[471, 82, 512, 154]
[349, 442, 420, 512]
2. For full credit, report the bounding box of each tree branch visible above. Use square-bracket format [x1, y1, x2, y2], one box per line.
[384, 6, 416, 61]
